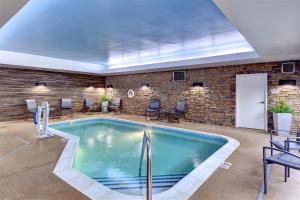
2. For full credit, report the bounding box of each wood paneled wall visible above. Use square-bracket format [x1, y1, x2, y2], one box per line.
[0, 65, 105, 121]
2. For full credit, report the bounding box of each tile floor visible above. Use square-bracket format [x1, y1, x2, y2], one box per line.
[0, 113, 299, 200]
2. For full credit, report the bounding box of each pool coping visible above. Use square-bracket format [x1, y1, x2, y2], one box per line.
[49, 117, 240, 200]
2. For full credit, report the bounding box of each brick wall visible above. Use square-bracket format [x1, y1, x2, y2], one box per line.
[0, 65, 105, 121]
[106, 61, 300, 131]
[2, 62, 299, 130]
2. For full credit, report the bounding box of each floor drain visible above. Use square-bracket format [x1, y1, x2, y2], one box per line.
[61, 138, 68, 143]
[220, 162, 232, 169]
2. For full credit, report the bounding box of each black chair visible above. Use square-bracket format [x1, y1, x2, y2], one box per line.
[85, 98, 99, 114]
[144, 98, 160, 120]
[263, 145, 300, 194]
[109, 97, 122, 113]
[165, 99, 187, 123]
[269, 129, 300, 154]
[60, 98, 73, 116]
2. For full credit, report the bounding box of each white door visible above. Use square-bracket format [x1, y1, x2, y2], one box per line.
[236, 73, 267, 130]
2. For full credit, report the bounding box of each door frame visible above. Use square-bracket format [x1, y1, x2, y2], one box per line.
[235, 73, 268, 131]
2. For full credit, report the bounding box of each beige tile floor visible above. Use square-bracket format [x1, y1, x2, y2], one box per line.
[0, 113, 299, 200]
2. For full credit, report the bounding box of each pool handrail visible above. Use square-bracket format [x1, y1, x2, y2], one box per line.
[138, 128, 152, 200]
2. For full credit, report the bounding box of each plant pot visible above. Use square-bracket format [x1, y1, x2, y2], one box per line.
[101, 101, 108, 112]
[273, 112, 292, 136]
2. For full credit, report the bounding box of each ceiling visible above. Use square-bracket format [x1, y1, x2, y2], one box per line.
[0, 0, 28, 28]
[0, 0, 299, 75]
[214, 0, 300, 62]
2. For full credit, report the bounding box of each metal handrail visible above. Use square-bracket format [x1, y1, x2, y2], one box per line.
[138, 130, 146, 176]
[138, 128, 152, 200]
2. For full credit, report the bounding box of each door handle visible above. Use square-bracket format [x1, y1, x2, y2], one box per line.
[259, 101, 265, 104]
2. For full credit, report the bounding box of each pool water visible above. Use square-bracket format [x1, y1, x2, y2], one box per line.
[50, 119, 227, 195]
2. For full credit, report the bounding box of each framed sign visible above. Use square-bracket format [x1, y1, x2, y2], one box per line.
[127, 89, 135, 98]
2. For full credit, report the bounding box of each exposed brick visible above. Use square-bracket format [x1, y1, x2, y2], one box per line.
[107, 61, 300, 131]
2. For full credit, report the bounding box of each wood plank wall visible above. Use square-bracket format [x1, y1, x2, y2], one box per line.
[0, 65, 105, 121]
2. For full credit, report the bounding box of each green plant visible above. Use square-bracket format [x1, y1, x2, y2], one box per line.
[269, 100, 293, 113]
[100, 95, 110, 102]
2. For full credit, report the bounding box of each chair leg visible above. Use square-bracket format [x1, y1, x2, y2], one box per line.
[288, 167, 290, 178]
[263, 161, 268, 194]
[270, 142, 274, 156]
[284, 166, 288, 182]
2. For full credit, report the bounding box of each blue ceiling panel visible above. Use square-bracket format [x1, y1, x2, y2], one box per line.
[0, 0, 254, 69]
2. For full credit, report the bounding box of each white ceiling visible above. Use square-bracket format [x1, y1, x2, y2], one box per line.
[213, 0, 300, 62]
[0, 0, 28, 28]
[0, 0, 299, 75]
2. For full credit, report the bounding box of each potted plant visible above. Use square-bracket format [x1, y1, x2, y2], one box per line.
[100, 95, 110, 113]
[270, 100, 293, 136]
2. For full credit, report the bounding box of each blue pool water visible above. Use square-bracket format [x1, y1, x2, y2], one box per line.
[50, 118, 227, 195]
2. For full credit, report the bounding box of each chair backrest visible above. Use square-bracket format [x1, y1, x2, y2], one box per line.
[176, 100, 186, 113]
[85, 98, 95, 107]
[26, 99, 37, 111]
[149, 98, 160, 110]
[112, 97, 121, 106]
[297, 129, 300, 142]
[61, 98, 72, 109]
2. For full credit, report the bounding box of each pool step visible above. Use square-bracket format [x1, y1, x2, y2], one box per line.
[92, 174, 187, 193]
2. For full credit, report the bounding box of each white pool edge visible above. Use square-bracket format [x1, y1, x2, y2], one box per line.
[50, 117, 240, 200]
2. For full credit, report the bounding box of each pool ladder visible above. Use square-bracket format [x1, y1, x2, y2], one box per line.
[138, 128, 152, 200]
